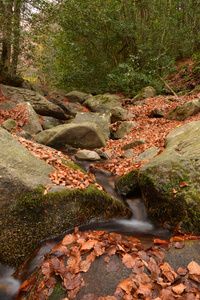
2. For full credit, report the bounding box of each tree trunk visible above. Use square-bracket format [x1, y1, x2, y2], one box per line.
[11, 0, 22, 75]
[1, 0, 14, 71]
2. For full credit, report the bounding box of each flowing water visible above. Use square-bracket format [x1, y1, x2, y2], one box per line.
[0, 158, 170, 299]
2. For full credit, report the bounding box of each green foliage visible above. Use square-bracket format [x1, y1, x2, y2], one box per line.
[23, 0, 200, 94]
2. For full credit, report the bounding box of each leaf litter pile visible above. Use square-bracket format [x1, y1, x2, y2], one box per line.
[16, 228, 200, 300]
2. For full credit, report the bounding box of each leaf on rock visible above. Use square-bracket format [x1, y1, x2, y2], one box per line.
[174, 241, 185, 249]
[80, 239, 99, 252]
[62, 273, 82, 291]
[62, 234, 76, 246]
[160, 262, 178, 283]
[67, 286, 80, 299]
[187, 261, 200, 283]
[153, 238, 168, 245]
[122, 253, 136, 269]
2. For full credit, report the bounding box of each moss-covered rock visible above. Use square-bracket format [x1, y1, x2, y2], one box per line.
[0, 185, 131, 267]
[115, 169, 140, 197]
[139, 120, 200, 233]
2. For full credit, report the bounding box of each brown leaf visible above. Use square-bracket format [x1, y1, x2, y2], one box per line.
[50, 243, 69, 256]
[172, 188, 178, 194]
[174, 241, 185, 249]
[119, 278, 133, 293]
[80, 239, 98, 252]
[62, 234, 76, 246]
[172, 283, 186, 294]
[179, 182, 189, 187]
[67, 286, 80, 299]
[159, 289, 175, 300]
[62, 273, 82, 290]
[153, 238, 169, 245]
[122, 253, 136, 269]
[104, 257, 110, 263]
[45, 277, 57, 289]
[160, 262, 178, 282]
[170, 236, 184, 242]
[80, 251, 96, 273]
[187, 261, 200, 283]
[177, 267, 187, 276]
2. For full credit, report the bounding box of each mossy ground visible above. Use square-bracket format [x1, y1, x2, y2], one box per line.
[0, 185, 131, 267]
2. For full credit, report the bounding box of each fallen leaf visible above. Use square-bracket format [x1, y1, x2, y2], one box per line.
[187, 261, 200, 283]
[172, 188, 178, 194]
[160, 262, 178, 282]
[153, 239, 168, 245]
[174, 241, 185, 249]
[119, 278, 133, 293]
[179, 182, 189, 187]
[62, 234, 76, 246]
[172, 283, 186, 294]
[122, 253, 136, 269]
[177, 267, 187, 276]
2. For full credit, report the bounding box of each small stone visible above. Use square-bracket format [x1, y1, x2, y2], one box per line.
[75, 150, 101, 161]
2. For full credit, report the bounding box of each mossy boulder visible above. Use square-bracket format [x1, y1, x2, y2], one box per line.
[115, 169, 140, 197]
[132, 86, 156, 103]
[0, 185, 131, 267]
[84, 95, 122, 113]
[34, 122, 107, 149]
[167, 99, 200, 120]
[113, 121, 139, 139]
[139, 120, 200, 233]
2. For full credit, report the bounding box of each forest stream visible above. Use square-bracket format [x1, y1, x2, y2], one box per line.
[0, 157, 170, 300]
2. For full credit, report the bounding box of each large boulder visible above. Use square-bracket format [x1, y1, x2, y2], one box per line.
[34, 122, 107, 149]
[167, 99, 200, 120]
[0, 127, 54, 203]
[0, 85, 67, 120]
[19, 102, 43, 134]
[65, 90, 92, 104]
[71, 111, 111, 140]
[139, 120, 200, 233]
[84, 95, 122, 113]
[113, 121, 139, 139]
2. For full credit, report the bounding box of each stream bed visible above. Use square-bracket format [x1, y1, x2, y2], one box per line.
[0, 158, 170, 299]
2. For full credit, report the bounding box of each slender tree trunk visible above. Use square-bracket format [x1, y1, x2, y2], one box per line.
[1, 0, 14, 71]
[11, 0, 22, 74]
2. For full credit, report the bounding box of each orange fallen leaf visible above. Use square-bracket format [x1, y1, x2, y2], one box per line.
[172, 283, 186, 294]
[172, 188, 178, 194]
[153, 238, 168, 245]
[179, 181, 189, 187]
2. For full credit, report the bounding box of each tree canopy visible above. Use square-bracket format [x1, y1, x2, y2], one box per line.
[0, 0, 200, 93]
